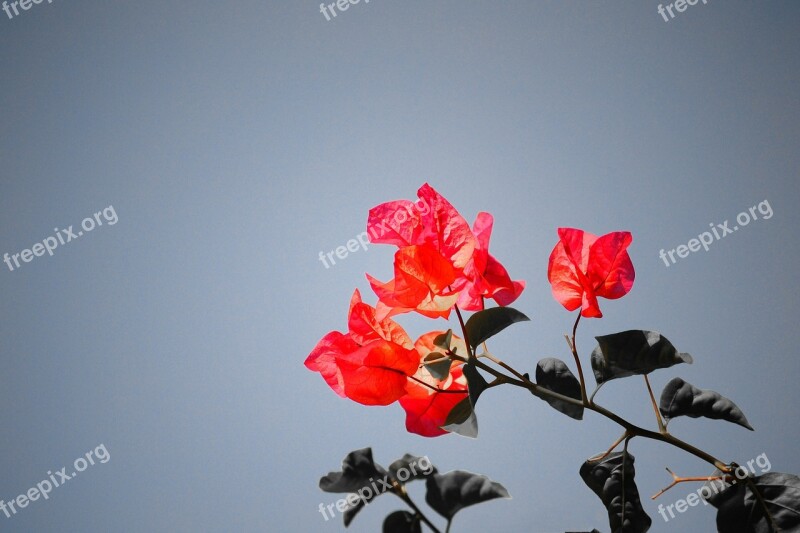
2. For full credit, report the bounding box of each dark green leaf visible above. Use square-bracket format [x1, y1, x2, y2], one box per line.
[590, 330, 693, 385]
[324, 449, 393, 527]
[439, 361, 488, 438]
[423, 352, 452, 380]
[463, 360, 488, 408]
[383, 511, 422, 533]
[441, 398, 479, 438]
[320, 448, 388, 494]
[703, 472, 800, 533]
[388, 454, 438, 483]
[464, 307, 530, 349]
[659, 377, 753, 431]
[580, 452, 652, 533]
[433, 329, 453, 350]
[535, 357, 584, 420]
[442, 397, 472, 426]
[425, 470, 511, 520]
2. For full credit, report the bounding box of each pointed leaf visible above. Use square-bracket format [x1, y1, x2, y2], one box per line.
[320, 448, 387, 494]
[433, 329, 453, 350]
[442, 397, 472, 426]
[388, 454, 438, 483]
[463, 360, 488, 407]
[464, 307, 530, 349]
[580, 452, 652, 533]
[703, 472, 800, 533]
[425, 470, 511, 520]
[535, 357, 584, 420]
[590, 330, 692, 385]
[423, 352, 453, 380]
[441, 398, 479, 438]
[659, 377, 753, 431]
[383, 510, 422, 533]
[439, 360, 487, 438]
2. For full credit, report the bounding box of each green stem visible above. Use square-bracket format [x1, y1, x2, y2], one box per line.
[644, 374, 667, 434]
[496, 370, 730, 471]
[409, 375, 469, 394]
[449, 307, 731, 474]
[453, 305, 473, 359]
[568, 313, 589, 404]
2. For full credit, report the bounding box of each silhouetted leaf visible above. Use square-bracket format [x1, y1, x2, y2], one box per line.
[388, 454, 438, 483]
[703, 472, 800, 533]
[383, 511, 422, 533]
[464, 307, 530, 349]
[590, 330, 692, 385]
[463, 360, 488, 407]
[535, 357, 584, 420]
[423, 352, 452, 380]
[442, 397, 472, 426]
[440, 360, 487, 438]
[425, 470, 511, 520]
[659, 377, 753, 431]
[433, 329, 452, 350]
[580, 452, 651, 533]
[320, 448, 388, 493]
[441, 397, 479, 438]
[322, 449, 393, 527]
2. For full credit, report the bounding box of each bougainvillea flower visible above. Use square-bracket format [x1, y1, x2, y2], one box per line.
[304, 290, 420, 405]
[453, 212, 526, 310]
[347, 289, 413, 348]
[304, 331, 359, 398]
[547, 228, 634, 318]
[398, 331, 469, 437]
[367, 183, 476, 270]
[335, 339, 420, 405]
[367, 243, 460, 319]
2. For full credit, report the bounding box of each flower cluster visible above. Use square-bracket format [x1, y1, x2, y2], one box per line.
[305, 184, 636, 437]
[305, 184, 524, 437]
[308, 190, 800, 533]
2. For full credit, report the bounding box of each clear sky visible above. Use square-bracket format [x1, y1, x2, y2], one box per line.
[1, 1, 798, 532]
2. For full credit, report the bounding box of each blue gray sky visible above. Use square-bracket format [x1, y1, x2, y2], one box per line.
[1, 1, 798, 532]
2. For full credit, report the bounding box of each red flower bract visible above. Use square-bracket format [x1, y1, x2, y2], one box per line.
[453, 212, 526, 310]
[304, 290, 419, 405]
[336, 340, 420, 405]
[367, 183, 476, 270]
[547, 228, 634, 318]
[367, 184, 525, 316]
[366, 243, 460, 319]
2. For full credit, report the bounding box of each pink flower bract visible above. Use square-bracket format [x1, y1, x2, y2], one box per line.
[547, 228, 634, 318]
